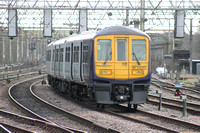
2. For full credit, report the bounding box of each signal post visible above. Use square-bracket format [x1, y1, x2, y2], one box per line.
[174, 84, 187, 117]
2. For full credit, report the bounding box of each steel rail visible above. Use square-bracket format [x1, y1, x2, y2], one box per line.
[152, 78, 200, 94]
[104, 105, 200, 133]
[0, 109, 74, 133]
[8, 75, 74, 133]
[0, 122, 33, 133]
[31, 81, 121, 133]
[148, 94, 200, 110]
[147, 96, 200, 115]
[31, 79, 200, 133]
[0, 124, 11, 133]
[151, 80, 200, 102]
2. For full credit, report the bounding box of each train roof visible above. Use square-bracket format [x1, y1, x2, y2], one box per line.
[52, 37, 69, 45]
[67, 30, 96, 42]
[49, 26, 150, 46]
[95, 26, 150, 39]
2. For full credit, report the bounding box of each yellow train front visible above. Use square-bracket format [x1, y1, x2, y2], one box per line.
[93, 26, 151, 109]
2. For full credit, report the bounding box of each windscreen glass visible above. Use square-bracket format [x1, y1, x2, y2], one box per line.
[97, 40, 111, 61]
[132, 40, 146, 61]
[117, 39, 127, 61]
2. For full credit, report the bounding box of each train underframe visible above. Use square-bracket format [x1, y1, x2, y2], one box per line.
[47, 75, 149, 109]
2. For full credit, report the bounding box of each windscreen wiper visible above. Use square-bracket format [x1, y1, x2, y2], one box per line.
[103, 52, 111, 65]
[132, 52, 140, 65]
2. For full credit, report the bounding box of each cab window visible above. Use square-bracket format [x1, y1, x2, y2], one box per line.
[132, 40, 146, 61]
[117, 39, 127, 61]
[97, 40, 111, 61]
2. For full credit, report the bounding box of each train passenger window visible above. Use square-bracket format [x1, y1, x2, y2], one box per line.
[59, 48, 63, 62]
[49, 50, 51, 61]
[117, 40, 127, 61]
[55, 49, 59, 62]
[97, 40, 111, 61]
[65, 47, 70, 62]
[46, 50, 51, 61]
[83, 46, 88, 63]
[53, 49, 55, 62]
[132, 40, 146, 61]
[46, 51, 48, 61]
[74, 46, 79, 62]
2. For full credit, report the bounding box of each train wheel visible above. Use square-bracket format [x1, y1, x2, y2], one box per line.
[133, 104, 138, 110]
[76, 91, 81, 101]
[96, 103, 100, 108]
[67, 88, 72, 98]
[72, 86, 76, 99]
[101, 104, 105, 109]
[77, 92, 83, 101]
[75, 85, 83, 101]
[128, 104, 132, 108]
[90, 93, 95, 102]
[96, 104, 105, 109]
[75, 85, 82, 101]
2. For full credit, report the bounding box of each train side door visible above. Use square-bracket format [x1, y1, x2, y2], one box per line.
[58, 45, 61, 77]
[50, 47, 54, 75]
[53, 46, 56, 75]
[72, 41, 82, 81]
[114, 36, 129, 81]
[70, 43, 73, 80]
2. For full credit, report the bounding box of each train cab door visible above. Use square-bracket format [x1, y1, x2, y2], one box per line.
[114, 36, 129, 81]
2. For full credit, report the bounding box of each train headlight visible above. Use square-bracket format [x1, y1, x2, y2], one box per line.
[120, 96, 124, 100]
[132, 70, 144, 75]
[100, 69, 112, 75]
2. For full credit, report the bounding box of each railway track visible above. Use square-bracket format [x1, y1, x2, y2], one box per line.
[104, 105, 200, 133]
[8, 76, 120, 133]
[0, 65, 45, 82]
[32, 81, 165, 132]
[147, 94, 200, 115]
[0, 109, 68, 133]
[0, 123, 32, 133]
[152, 77, 200, 94]
[151, 78, 200, 102]
[32, 80, 200, 133]
[8, 76, 76, 133]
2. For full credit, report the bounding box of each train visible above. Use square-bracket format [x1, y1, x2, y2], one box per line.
[46, 25, 151, 109]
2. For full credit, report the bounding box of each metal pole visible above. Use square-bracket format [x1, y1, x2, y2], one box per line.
[182, 95, 187, 117]
[140, 0, 145, 31]
[158, 93, 162, 111]
[126, 7, 129, 26]
[168, 19, 171, 54]
[183, 65, 185, 83]
[9, 39, 12, 65]
[27, 38, 30, 61]
[2, 37, 5, 66]
[189, 19, 193, 74]
[158, 86, 162, 111]
[134, 19, 139, 29]
[21, 30, 24, 64]
[17, 34, 19, 63]
[175, 70, 178, 84]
